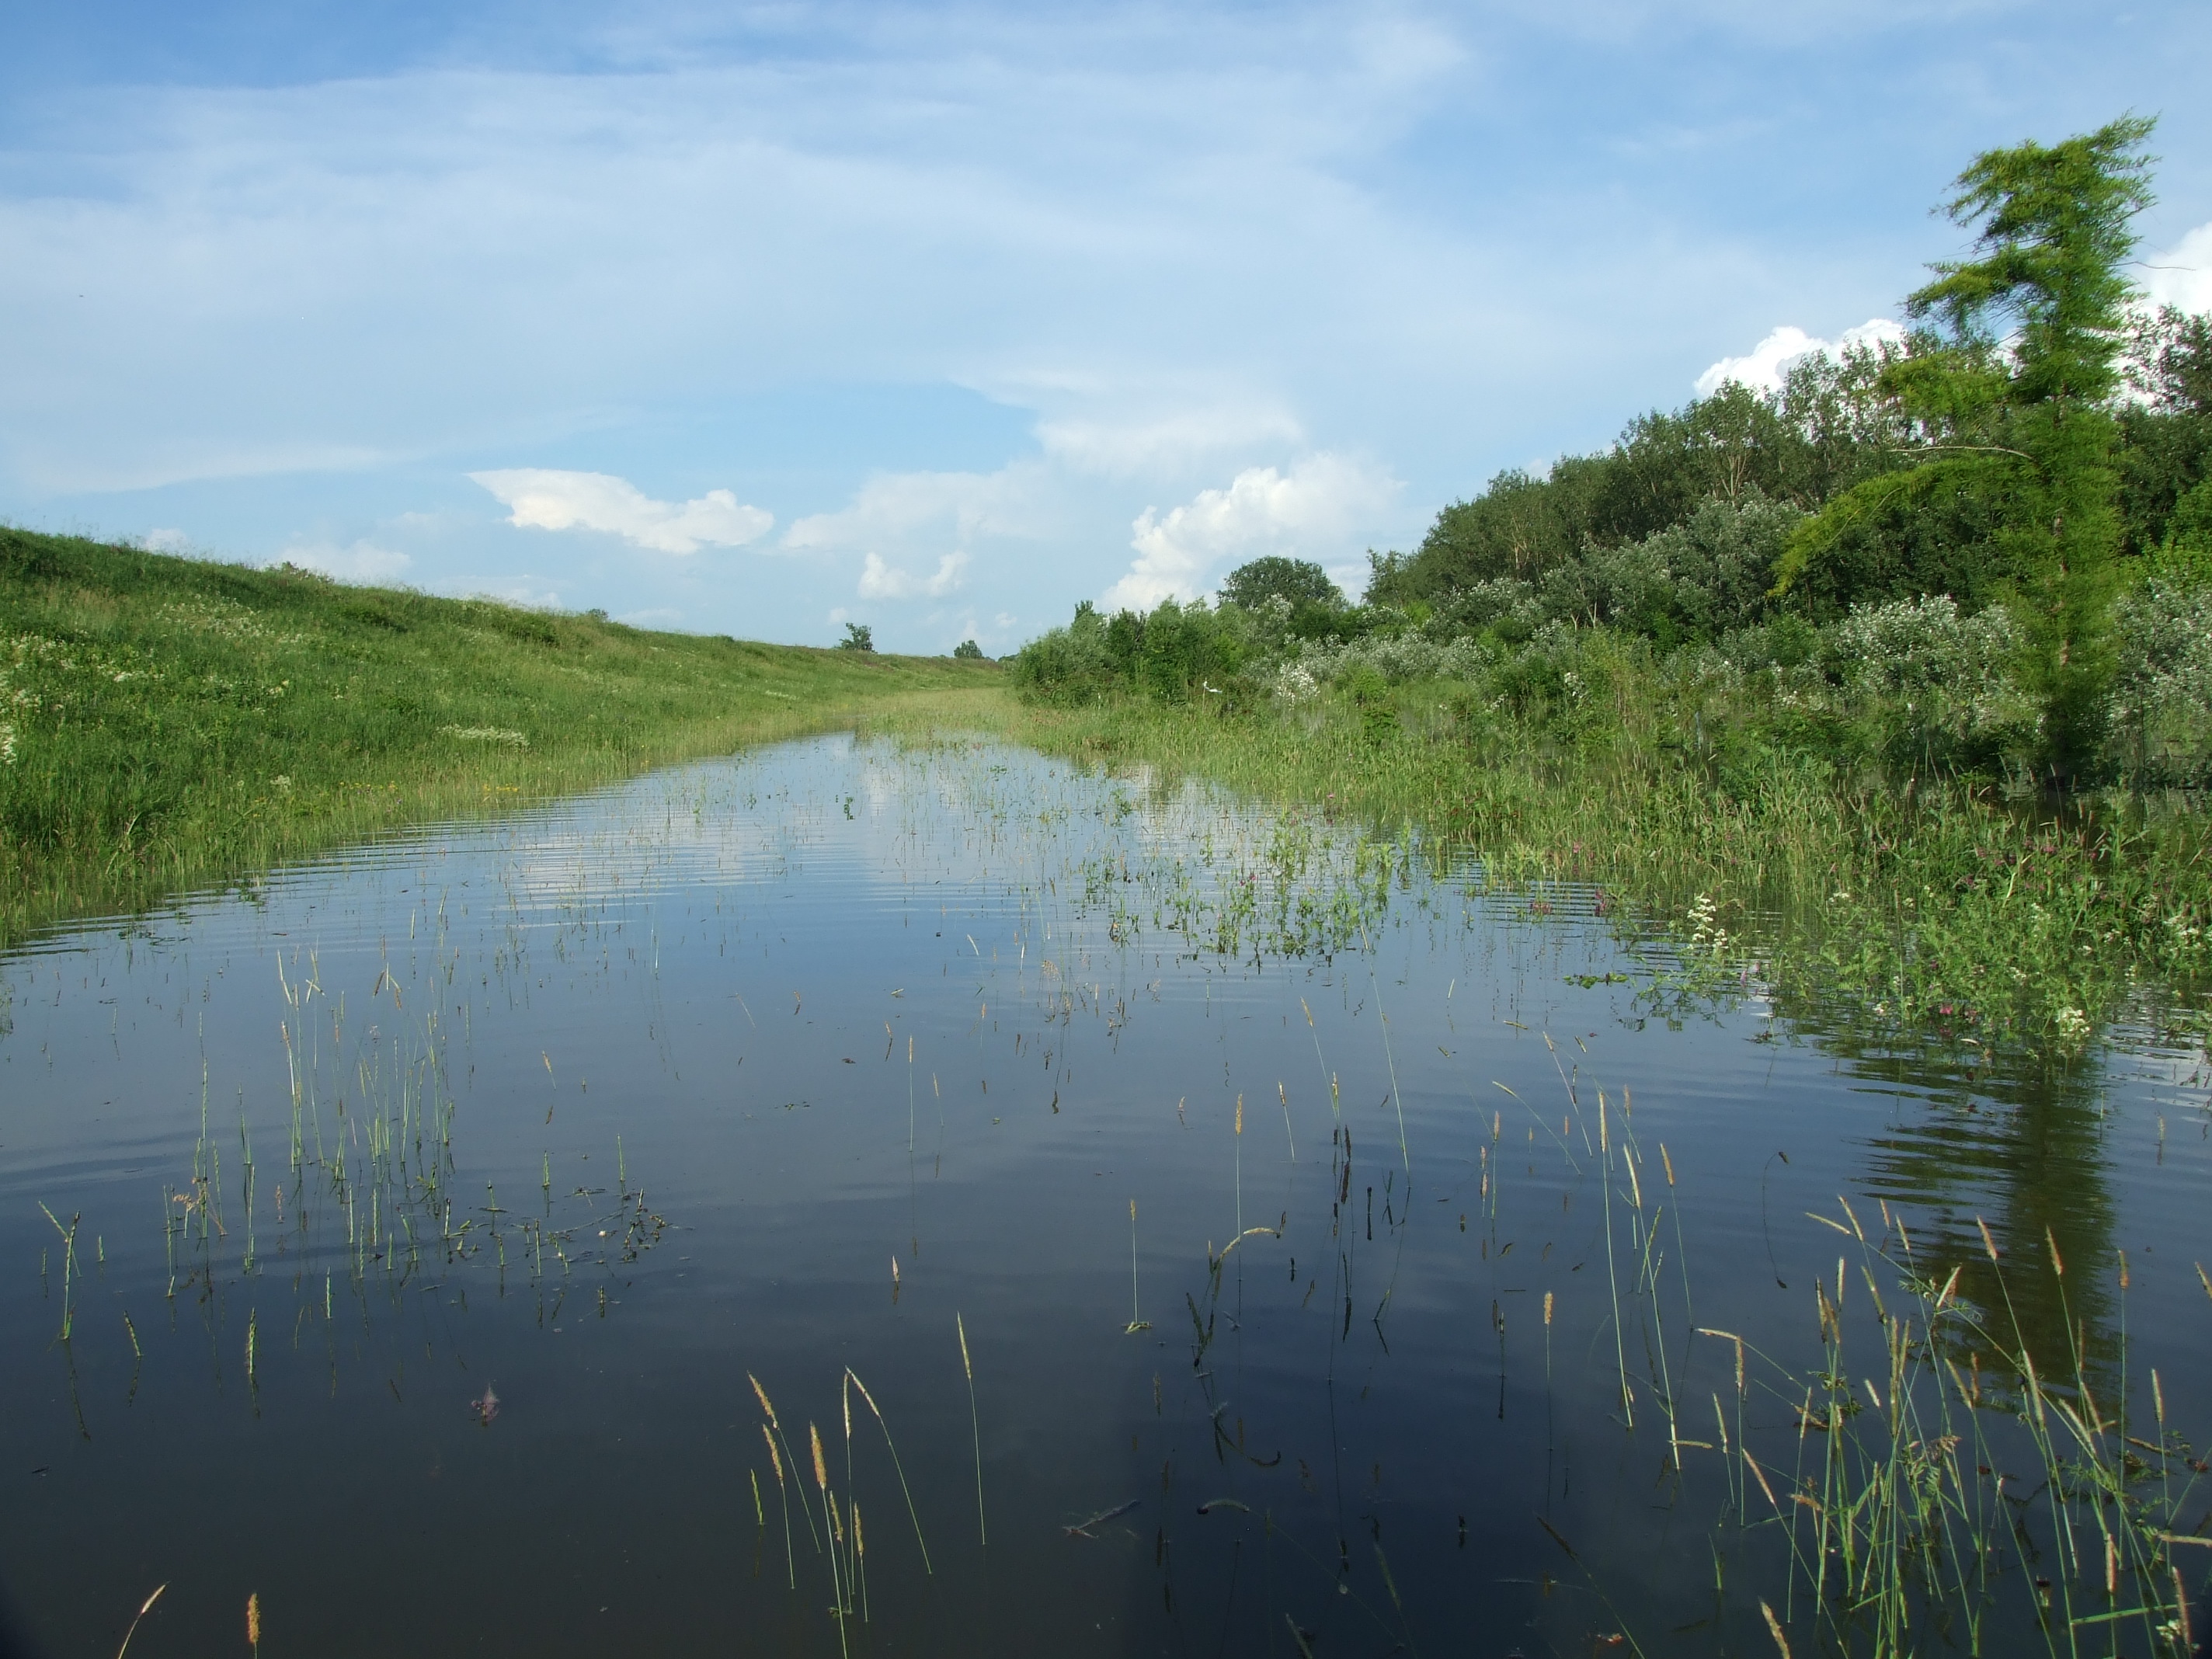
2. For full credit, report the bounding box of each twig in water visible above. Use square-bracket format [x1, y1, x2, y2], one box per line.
[1063, 1499, 1140, 1537]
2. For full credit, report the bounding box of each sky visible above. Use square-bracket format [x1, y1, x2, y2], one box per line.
[3, 1, 2209, 655]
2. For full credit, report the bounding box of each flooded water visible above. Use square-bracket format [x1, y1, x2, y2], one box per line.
[3, 733, 2207, 1657]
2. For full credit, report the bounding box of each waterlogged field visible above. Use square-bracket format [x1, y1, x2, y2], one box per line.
[2, 733, 2209, 1657]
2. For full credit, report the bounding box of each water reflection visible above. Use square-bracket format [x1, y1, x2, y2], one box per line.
[0, 733, 2203, 1658]
[1759, 1007, 2121, 1391]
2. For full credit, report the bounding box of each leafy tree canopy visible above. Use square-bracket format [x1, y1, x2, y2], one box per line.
[1218, 556, 1344, 612]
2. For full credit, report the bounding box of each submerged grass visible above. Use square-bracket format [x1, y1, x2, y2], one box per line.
[0, 526, 999, 948]
[863, 689, 2212, 1053]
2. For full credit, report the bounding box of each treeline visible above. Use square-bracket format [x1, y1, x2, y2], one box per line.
[1372, 311, 2210, 620]
[1014, 119, 2212, 788]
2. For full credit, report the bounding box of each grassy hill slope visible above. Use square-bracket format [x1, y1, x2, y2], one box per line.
[0, 527, 999, 945]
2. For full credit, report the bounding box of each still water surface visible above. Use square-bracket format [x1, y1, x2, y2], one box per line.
[2, 734, 2207, 1656]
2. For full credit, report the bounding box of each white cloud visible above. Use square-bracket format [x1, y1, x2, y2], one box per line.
[1695, 318, 1905, 396]
[616, 607, 686, 628]
[458, 579, 564, 610]
[274, 538, 414, 583]
[470, 469, 771, 555]
[1101, 452, 1399, 613]
[140, 527, 190, 552]
[2144, 222, 2212, 318]
[1324, 560, 1369, 596]
[1036, 404, 1306, 478]
[857, 550, 969, 600]
[784, 464, 1052, 555]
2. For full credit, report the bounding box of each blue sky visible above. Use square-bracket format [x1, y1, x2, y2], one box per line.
[4, 1, 2208, 653]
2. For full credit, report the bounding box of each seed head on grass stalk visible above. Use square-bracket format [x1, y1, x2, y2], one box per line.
[844, 1368, 933, 1574]
[112, 1585, 165, 1659]
[958, 1311, 986, 1546]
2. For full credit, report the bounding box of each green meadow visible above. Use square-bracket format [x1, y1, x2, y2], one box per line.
[0, 526, 999, 948]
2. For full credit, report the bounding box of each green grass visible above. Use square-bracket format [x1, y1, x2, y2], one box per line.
[11, 521, 2207, 1053]
[890, 684, 2212, 1055]
[0, 526, 1000, 948]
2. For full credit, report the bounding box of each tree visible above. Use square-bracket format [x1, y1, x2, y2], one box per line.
[1218, 556, 1343, 612]
[952, 638, 986, 659]
[836, 621, 875, 652]
[1374, 362, 1903, 606]
[1776, 117, 2158, 778]
[2119, 307, 2212, 558]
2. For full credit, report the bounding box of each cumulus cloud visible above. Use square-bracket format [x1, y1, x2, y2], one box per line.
[470, 469, 772, 555]
[140, 527, 190, 552]
[1101, 453, 1399, 613]
[1695, 318, 1905, 396]
[857, 550, 969, 600]
[2144, 221, 2212, 317]
[274, 539, 414, 583]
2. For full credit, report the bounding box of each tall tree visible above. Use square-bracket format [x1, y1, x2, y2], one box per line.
[1776, 117, 2157, 779]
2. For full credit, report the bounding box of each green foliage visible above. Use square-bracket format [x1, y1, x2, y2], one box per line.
[1010, 596, 1254, 704]
[2118, 306, 2212, 556]
[1539, 492, 1799, 645]
[992, 143, 2210, 1049]
[952, 638, 987, 659]
[1376, 365, 1904, 604]
[836, 621, 875, 652]
[1370, 124, 2207, 786]
[1781, 117, 2158, 776]
[1216, 555, 1342, 612]
[2109, 573, 2212, 783]
[0, 528, 993, 946]
[986, 664, 2210, 1051]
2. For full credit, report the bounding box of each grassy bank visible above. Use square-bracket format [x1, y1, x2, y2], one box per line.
[0, 527, 1000, 947]
[10, 520, 2205, 1053]
[886, 683, 2212, 1056]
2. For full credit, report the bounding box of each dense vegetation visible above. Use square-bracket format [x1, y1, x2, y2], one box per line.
[0, 527, 997, 946]
[1007, 120, 2212, 1047]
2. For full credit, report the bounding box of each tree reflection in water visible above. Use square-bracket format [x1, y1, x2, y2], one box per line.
[1786, 1012, 2120, 1390]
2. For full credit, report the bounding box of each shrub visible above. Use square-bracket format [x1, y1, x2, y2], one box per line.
[1828, 594, 2036, 769]
[2109, 574, 2212, 783]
